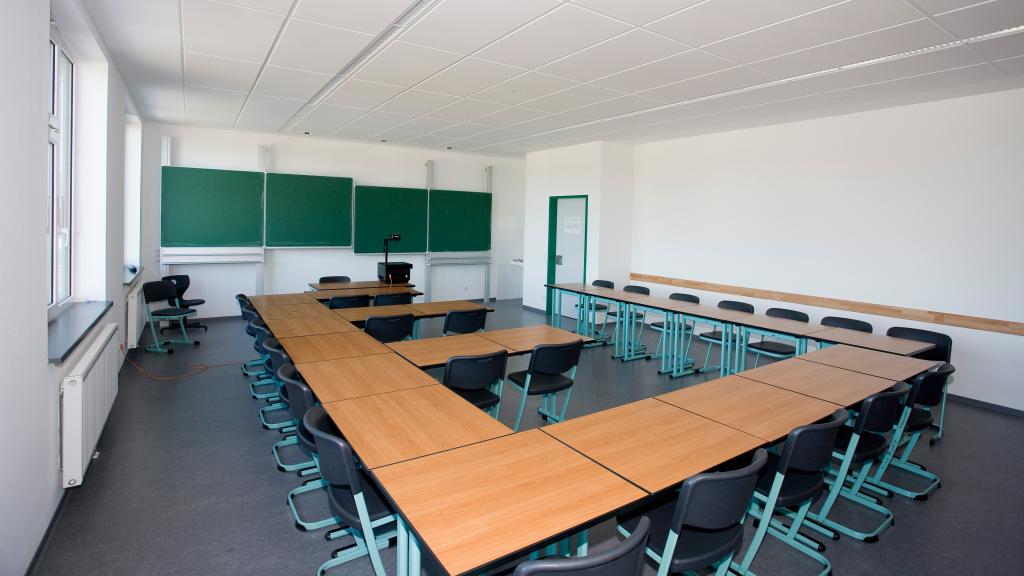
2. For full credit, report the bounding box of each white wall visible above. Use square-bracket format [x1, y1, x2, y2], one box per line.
[632, 87, 1024, 410]
[140, 124, 526, 317]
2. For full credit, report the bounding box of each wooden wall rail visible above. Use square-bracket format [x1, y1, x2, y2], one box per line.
[630, 273, 1024, 337]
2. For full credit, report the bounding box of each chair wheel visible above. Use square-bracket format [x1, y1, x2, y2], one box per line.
[295, 522, 307, 532]
[277, 465, 285, 472]
[914, 494, 929, 502]
[831, 533, 840, 541]
[167, 349, 174, 354]
[864, 535, 878, 544]
[194, 341, 201, 346]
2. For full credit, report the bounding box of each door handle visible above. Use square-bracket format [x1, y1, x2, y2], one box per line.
[555, 255, 563, 265]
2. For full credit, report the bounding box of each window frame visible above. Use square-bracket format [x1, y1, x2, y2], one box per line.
[48, 29, 75, 319]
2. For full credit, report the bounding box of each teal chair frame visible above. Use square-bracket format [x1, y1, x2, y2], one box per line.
[510, 367, 577, 432]
[318, 492, 397, 576]
[143, 282, 198, 353]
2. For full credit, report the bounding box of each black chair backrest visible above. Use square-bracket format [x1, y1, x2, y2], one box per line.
[591, 279, 614, 289]
[623, 285, 650, 295]
[279, 363, 316, 421]
[766, 307, 809, 323]
[513, 517, 650, 576]
[374, 292, 412, 306]
[528, 340, 584, 376]
[234, 293, 250, 308]
[674, 449, 767, 531]
[319, 276, 350, 284]
[854, 382, 910, 435]
[329, 294, 371, 309]
[364, 314, 415, 343]
[262, 337, 290, 374]
[821, 315, 873, 333]
[443, 351, 509, 392]
[443, 308, 488, 335]
[669, 292, 700, 304]
[250, 319, 271, 351]
[907, 363, 955, 407]
[142, 280, 178, 304]
[162, 274, 191, 300]
[886, 326, 952, 363]
[718, 300, 754, 313]
[778, 409, 848, 474]
[306, 406, 363, 495]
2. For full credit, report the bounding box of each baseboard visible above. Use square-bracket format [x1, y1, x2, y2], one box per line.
[25, 490, 69, 576]
[949, 394, 1024, 418]
[521, 304, 546, 315]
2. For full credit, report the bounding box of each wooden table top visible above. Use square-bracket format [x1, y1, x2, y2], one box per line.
[741, 358, 897, 407]
[800, 344, 938, 381]
[738, 315, 826, 337]
[257, 302, 334, 320]
[296, 353, 439, 403]
[812, 327, 936, 356]
[546, 283, 617, 297]
[248, 292, 317, 309]
[543, 398, 764, 494]
[679, 305, 756, 323]
[657, 376, 841, 443]
[386, 334, 512, 369]
[373, 430, 646, 576]
[407, 300, 492, 317]
[479, 325, 593, 353]
[279, 331, 391, 364]
[264, 315, 358, 338]
[310, 280, 414, 290]
[332, 304, 422, 323]
[324, 385, 512, 470]
[308, 287, 424, 300]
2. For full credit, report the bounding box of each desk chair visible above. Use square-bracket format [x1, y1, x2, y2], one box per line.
[260, 338, 296, 432]
[821, 316, 873, 333]
[699, 300, 754, 372]
[236, 295, 266, 377]
[364, 314, 415, 343]
[747, 307, 809, 367]
[373, 292, 412, 306]
[160, 274, 206, 333]
[606, 286, 651, 345]
[651, 293, 699, 361]
[142, 280, 199, 353]
[442, 350, 508, 418]
[507, 340, 584, 431]
[587, 279, 614, 338]
[618, 449, 767, 576]
[514, 517, 650, 576]
[328, 294, 371, 309]
[442, 308, 488, 335]
[319, 275, 350, 284]
[887, 326, 953, 443]
[247, 319, 280, 400]
[738, 409, 847, 576]
[309, 407, 397, 576]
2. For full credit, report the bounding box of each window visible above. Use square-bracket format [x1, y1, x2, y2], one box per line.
[48, 35, 74, 311]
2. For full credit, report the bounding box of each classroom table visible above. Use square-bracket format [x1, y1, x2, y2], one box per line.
[386, 334, 512, 369]
[256, 302, 336, 320]
[307, 287, 424, 301]
[656, 376, 841, 443]
[741, 358, 898, 407]
[263, 314, 358, 338]
[543, 398, 764, 494]
[479, 325, 593, 353]
[332, 304, 423, 324]
[733, 315, 829, 372]
[309, 280, 414, 290]
[812, 327, 936, 356]
[800, 344, 938, 382]
[278, 331, 391, 364]
[295, 353, 438, 403]
[248, 292, 318, 310]
[373, 430, 647, 576]
[406, 300, 491, 317]
[322, 385, 512, 469]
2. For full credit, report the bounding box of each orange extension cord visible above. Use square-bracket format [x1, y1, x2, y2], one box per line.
[119, 342, 251, 382]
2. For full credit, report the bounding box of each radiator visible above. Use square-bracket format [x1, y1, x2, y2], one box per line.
[126, 281, 145, 349]
[60, 323, 120, 488]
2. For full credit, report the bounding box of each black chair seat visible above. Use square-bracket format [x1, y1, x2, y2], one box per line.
[180, 298, 205, 307]
[748, 340, 796, 356]
[699, 331, 736, 342]
[297, 425, 316, 456]
[151, 307, 196, 318]
[906, 407, 934, 433]
[607, 310, 643, 318]
[327, 469, 394, 528]
[834, 427, 887, 463]
[450, 387, 500, 410]
[508, 370, 574, 395]
[755, 453, 824, 508]
[651, 320, 693, 330]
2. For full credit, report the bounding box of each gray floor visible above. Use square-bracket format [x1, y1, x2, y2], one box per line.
[31, 299, 1024, 575]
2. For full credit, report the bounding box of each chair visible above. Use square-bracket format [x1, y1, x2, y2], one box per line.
[364, 314, 415, 343]
[373, 292, 412, 306]
[507, 340, 584, 431]
[247, 319, 279, 399]
[328, 294, 371, 309]
[236, 294, 265, 376]
[868, 364, 955, 500]
[821, 315, 873, 333]
[141, 280, 199, 353]
[442, 350, 508, 418]
[606, 286, 650, 335]
[442, 308, 488, 335]
[308, 407, 397, 576]
[805, 383, 910, 542]
[651, 293, 699, 361]
[699, 300, 754, 372]
[260, 338, 297, 433]
[514, 517, 651, 576]
[618, 449, 767, 576]
[737, 409, 848, 576]
[886, 326, 953, 443]
[160, 274, 206, 332]
[319, 276, 350, 284]
[747, 307, 809, 367]
[587, 279, 614, 338]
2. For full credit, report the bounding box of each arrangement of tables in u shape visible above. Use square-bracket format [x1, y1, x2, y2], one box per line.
[251, 281, 939, 575]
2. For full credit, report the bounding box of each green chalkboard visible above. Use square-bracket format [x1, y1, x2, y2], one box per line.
[428, 190, 492, 252]
[354, 186, 428, 253]
[265, 173, 352, 247]
[161, 166, 263, 247]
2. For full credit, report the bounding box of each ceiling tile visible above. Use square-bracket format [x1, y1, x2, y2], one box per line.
[591, 49, 735, 92]
[676, 81, 814, 115]
[995, 54, 1024, 75]
[325, 79, 406, 108]
[564, 94, 665, 120]
[971, 31, 1024, 61]
[750, 19, 952, 79]
[475, 4, 631, 69]
[254, 66, 333, 100]
[288, 119, 341, 136]
[638, 66, 775, 102]
[703, 0, 922, 64]
[935, 1, 1024, 39]
[538, 30, 688, 82]
[400, 0, 560, 54]
[269, 19, 374, 75]
[473, 72, 578, 106]
[302, 103, 369, 126]
[426, 98, 507, 121]
[521, 84, 623, 114]
[474, 127, 532, 141]
[376, 89, 461, 115]
[573, 0, 704, 26]
[911, 0, 991, 17]
[293, 0, 415, 35]
[431, 123, 492, 139]
[217, 0, 293, 14]
[794, 45, 985, 92]
[510, 114, 586, 132]
[394, 116, 457, 133]
[332, 125, 385, 139]
[405, 134, 456, 148]
[375, 130, 420, 143]
[349, 110, 418, 130]
[185, 52, 261, 92]
[354, 41, 463, 86]
[417, 58, 527, 97]
[182, 0, 284, 62]
[186, 86, 247, 127]
[824, 62, 1005, 102]
[647, 0, 839, 47]
[236, 94, 305, 131]
[472, 107, 551, 127]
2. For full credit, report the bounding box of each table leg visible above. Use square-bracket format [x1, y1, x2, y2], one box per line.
[397, 518, 408, 576]
[408, 528, 421, 575]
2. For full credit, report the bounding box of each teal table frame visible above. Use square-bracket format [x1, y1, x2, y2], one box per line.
[735, 326, 809, 372]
